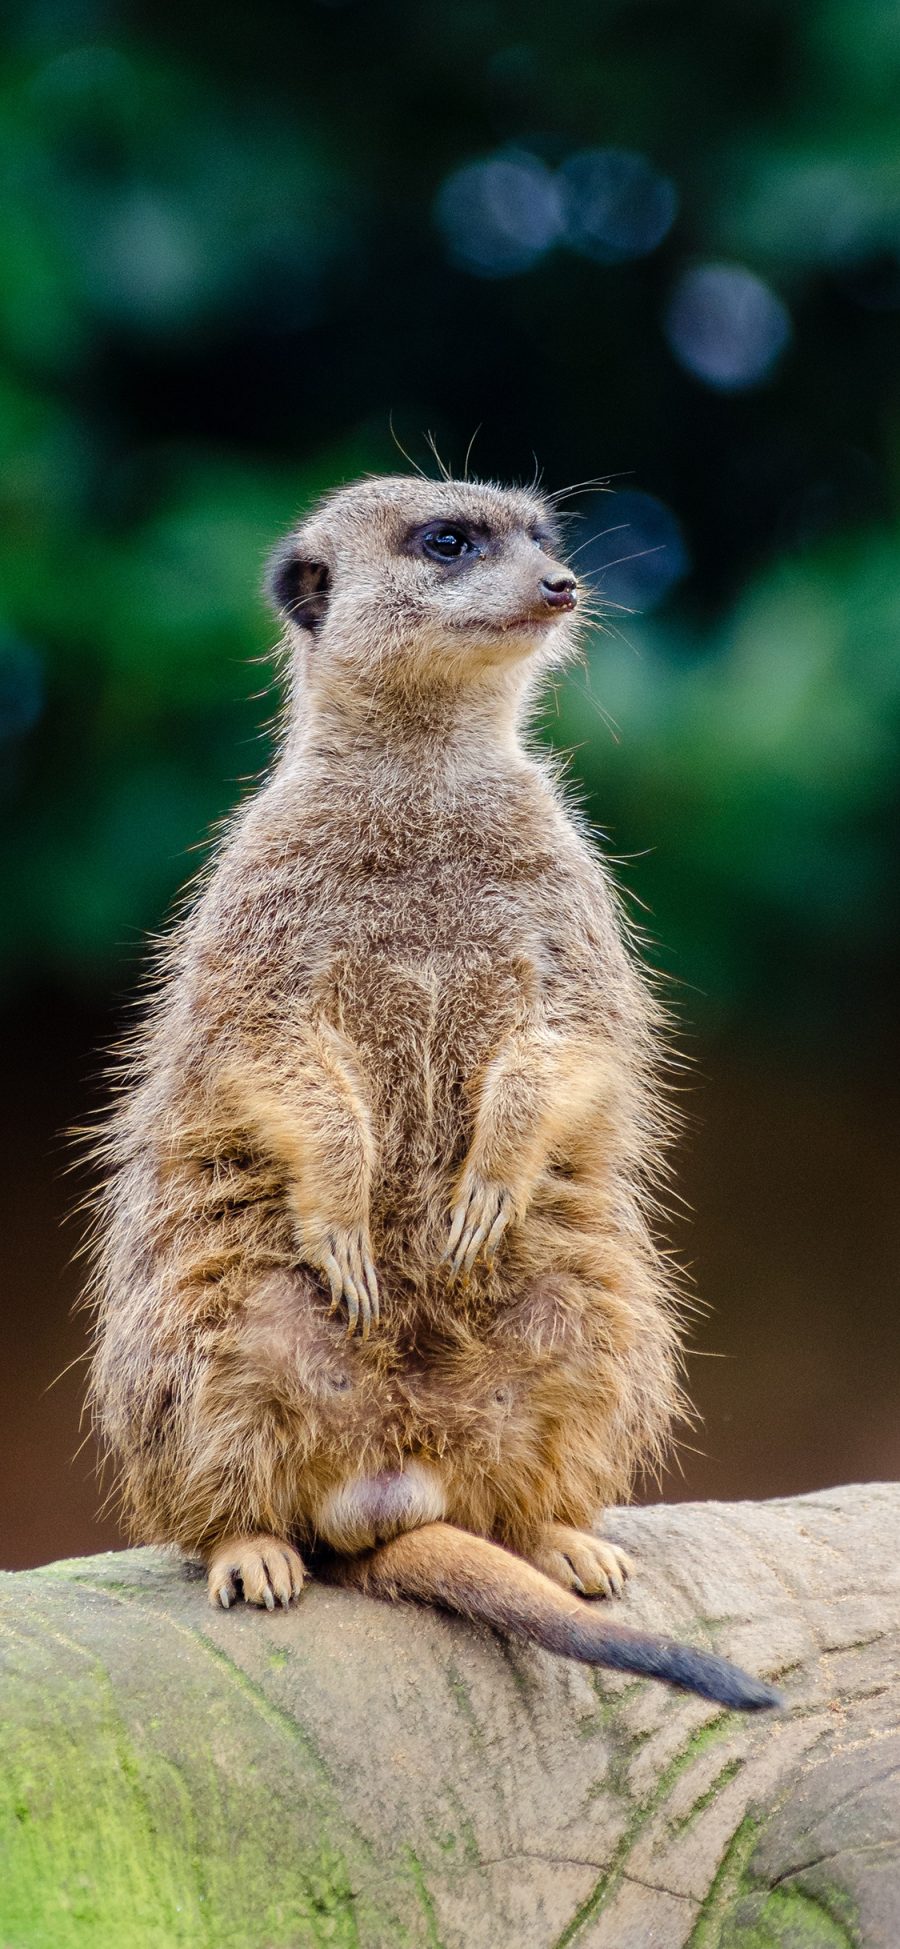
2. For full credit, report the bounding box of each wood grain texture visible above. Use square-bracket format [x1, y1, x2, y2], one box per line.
[1, 1484, 897, 1947]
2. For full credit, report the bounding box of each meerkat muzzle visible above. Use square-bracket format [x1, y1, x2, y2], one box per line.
[539, 572, 578, 611]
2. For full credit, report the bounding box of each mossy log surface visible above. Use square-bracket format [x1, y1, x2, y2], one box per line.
[2, 1483, 898, 1948]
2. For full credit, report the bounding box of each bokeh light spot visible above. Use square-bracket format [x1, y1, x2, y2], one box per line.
[665, 262, 791, 390]
[0, 638, 44, 742]
[434, 154, 565, 278]
[560, 148, 678, 264]
[83, 190, 207, 323]
[577, 490, 689, 613]
[29, 43, 135, 105]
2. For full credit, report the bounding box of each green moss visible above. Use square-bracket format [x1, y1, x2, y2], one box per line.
[404, 1851, 445, 1949]
[554, 1713, 741, 1945]
[687, 1815, 764, 1948]
[0, 1672, 362, 1947]
[653, 1715, 733, 1797]
[669, 1759, 743, 1838]
[0, 1573, 415, 1948]
[444, 1665, 484, 1750]
[716, 1884, 856, 1947]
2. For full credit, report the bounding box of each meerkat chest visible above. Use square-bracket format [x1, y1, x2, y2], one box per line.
[340, 793, 563, 954]
[314, 807, 556, 1103]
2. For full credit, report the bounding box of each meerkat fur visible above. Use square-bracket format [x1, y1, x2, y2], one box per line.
[83, 473, 780, 1711]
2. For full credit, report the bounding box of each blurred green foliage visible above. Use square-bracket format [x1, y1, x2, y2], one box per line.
[0, 0, 898, 1040]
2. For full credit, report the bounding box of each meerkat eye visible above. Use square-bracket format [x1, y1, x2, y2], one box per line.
[421, 526, 474, 563]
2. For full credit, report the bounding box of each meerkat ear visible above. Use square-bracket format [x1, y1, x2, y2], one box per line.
[265, 542, 332, 633]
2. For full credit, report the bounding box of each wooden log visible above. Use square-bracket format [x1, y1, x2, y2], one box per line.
[1, 1483, 897, 1947]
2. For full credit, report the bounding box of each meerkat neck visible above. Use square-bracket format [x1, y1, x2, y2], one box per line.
[288, 666, 537, 776]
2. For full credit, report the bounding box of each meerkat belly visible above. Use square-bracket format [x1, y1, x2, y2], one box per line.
[326, 944, 537, 1218]
[299, 1276, 606, 1550]
[306, 1336, 563, 1551]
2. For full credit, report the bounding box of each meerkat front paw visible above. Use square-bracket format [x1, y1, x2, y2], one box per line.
[207, 1534, 306, 1610]
[528, 1525, 635, 1599]
[297, 1222, 380, 1337]
[444, 1171, 514, 1278]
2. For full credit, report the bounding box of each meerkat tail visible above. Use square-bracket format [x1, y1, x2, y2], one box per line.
[328, 1523, 782, 1713]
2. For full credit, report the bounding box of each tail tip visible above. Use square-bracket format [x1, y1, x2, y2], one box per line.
[665, 1646, 787, 1712]
[736, 1676, 785, 1713]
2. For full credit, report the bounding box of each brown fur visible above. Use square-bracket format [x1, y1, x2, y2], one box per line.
[80, 472, 773, 1704]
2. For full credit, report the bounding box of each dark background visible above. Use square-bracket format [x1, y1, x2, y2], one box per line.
[2, 0, 898, 1569]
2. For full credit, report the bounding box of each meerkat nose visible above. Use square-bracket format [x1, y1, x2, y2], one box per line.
[539, 573, 578, 612]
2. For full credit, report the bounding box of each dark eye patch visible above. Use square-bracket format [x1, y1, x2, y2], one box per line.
[402, 519, 491, 565]
[422, 526, 473, 562]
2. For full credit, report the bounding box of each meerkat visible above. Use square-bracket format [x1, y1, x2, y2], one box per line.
[85, 472, 779, 1711]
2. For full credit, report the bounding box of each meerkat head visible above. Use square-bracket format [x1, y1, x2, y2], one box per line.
[265, 474, 580, 716]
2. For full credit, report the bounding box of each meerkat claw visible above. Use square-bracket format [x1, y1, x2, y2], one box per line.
[363, 1254, 380, 1327]
[207, 1535, 306, 1611]
[446, 1176, 513, 1278]
[320, 1227, 379, 1336]
[527, 1527, 635, 1600]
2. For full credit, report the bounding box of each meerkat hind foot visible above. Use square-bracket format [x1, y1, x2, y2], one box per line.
[527, 1526, 635, 1600]
[207, 1534, 306, 1611]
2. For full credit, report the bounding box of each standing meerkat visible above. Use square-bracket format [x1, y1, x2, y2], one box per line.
[85, 472, 779, 1711]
